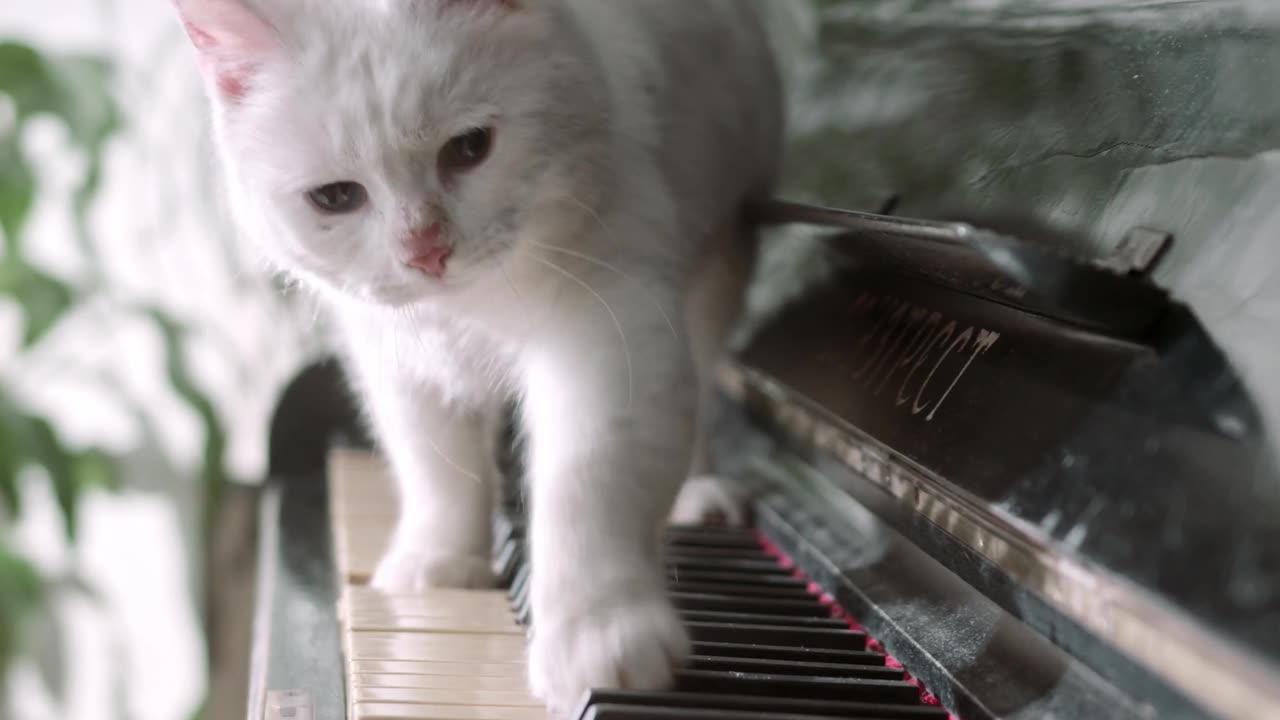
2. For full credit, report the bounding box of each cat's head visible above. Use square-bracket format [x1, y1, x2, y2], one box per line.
[173, 0, 610, 306]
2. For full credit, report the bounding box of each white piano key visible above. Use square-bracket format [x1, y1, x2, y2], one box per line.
[344, 588, 516, 612]
[353, 703, 548, 720]
[346, 615, 523, 635]
[330, 449, 544, 720]
[346, 632, 527, 663]
[349, 660, 526, 678]
[352, 687, 539, 707]
[351, 674, 529, 691]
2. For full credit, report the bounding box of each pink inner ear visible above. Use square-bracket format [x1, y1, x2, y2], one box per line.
[173, 0, 278, 102]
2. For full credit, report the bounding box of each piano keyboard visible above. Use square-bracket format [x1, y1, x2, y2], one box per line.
[328, 448, 954, 720]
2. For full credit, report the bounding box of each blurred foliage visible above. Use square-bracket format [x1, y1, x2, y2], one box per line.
[0, 38, 233, 714]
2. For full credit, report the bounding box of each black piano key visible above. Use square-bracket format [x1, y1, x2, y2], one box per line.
[675, 669, 922, 704]
[511, 602, 844, 633]
[664, 528, 762, 549]
[666, 581, 816, 600]
[582, 704, 935, 720]
[661, 545, 776, 561]
[495, 510, 520, 538]
[509, 563, 530, 600]
[686, 622, 866, 650]
[494, 542, 522, 587]
[689, 655, 902, 680]
[667, 570, 807, 589]
[667, 558, 793, 575]
[671, 593, 831, 618]
[690, 641, 884, 666]
[663, 536, 766, 549]
[680, 610, 849, 630]
[574, 691, 949, 720]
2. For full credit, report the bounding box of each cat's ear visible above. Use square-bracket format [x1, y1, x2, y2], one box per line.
[172, 0, 279, 103]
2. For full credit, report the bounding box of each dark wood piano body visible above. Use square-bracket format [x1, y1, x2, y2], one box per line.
[246, 4, 1280, 719]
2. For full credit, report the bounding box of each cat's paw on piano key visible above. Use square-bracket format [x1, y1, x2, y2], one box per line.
[369, 550, 496, 591]
[669, 474, 747, 527]
[527, 592, 690, 715]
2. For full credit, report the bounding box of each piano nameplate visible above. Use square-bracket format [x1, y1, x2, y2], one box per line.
[264, 690, 314, 720]
[818, 289, 1003, 424]
[738, 267, 1145, 506]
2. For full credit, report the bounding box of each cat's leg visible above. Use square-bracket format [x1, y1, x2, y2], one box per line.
[359, 373, 499, 591]
[520, 285, 697, 712]
[669, 220, 757, 528]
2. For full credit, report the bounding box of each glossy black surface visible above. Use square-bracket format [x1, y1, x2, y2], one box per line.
[755, 201, 1173, 339]
[734, 249, 1280, 663]
[252, 476, 345, 720]
[748, 480, 1152, 720]
[249, 358, 369, 720]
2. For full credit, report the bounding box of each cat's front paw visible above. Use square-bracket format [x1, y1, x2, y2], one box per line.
[370, 549, 496, 591]
[528, 592, 690, 714]
[669, 474, 747, 527]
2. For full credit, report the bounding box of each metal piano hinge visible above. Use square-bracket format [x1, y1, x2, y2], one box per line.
[1093, 227, 1173, 277]
[753, 198, 1174, 276]
[264, 690, 313, 720]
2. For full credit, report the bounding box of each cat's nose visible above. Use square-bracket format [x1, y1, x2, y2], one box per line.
[400, 223, 452, 279]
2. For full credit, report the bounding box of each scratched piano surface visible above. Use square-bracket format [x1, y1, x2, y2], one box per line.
[249, 3, 1280, 720]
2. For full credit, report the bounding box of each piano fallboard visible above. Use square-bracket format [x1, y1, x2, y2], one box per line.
[713, 235, 1280, 720]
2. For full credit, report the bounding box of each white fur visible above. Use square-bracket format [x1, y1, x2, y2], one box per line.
[670, 475, 749, 528]
[173, 0, 783, 711]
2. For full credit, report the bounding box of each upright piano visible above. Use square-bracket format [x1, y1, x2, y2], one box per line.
[241, 4, 1280, 719]
[245, 198, 1280, 720]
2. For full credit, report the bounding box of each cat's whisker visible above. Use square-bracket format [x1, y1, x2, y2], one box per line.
[399, 305, 434, 360]
[523, 251, 635, 412]
[422, 432, 484, 485]
[528, 234, 681, 345]
[498, 261, 533, 330]
[394, 304, 483, 485]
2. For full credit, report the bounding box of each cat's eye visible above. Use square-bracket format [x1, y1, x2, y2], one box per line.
[306, 181, 368, 214]
[439, 127, 494, 174]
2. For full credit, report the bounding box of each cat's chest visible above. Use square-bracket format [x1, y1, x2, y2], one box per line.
[338, 305, 518, 401]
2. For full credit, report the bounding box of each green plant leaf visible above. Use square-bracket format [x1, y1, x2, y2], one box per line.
[0, 418, 20, 518]
[72, 449, 117, 494]
[25, 595, 66, 705]
[0, 137, 35, 254]
[0, 42, 117, 149]
[48, 54, 118, 262]
[0, 42, 120, 260]
[24, 417, 78, 539]
[0, 543, 44, 687]
[146, 309, 232, 536]
[0, 258, 75, 348]
[0, 43, 48, 121]
[0, 389, 114, 539]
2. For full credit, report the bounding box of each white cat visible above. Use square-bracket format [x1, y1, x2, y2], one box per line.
[170, 0, 783, 710]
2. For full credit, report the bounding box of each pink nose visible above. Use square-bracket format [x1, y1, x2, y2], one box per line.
[401, 223, 452, 278]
